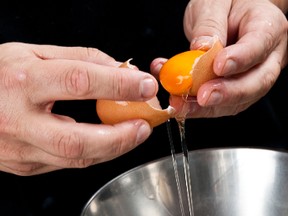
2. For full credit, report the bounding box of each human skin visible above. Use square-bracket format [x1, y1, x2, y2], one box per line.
[0, 42, 158, 175]
[150, 0, 288, 118]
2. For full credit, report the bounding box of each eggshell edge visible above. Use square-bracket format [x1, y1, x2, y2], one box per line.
[96, 59, 175, 127]
[189, 38, 223, 96]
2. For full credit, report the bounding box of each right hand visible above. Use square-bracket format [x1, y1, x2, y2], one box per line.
[0, 42, 158, 176]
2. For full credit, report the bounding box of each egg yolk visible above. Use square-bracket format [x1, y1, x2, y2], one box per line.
[159, 50, 206, 96]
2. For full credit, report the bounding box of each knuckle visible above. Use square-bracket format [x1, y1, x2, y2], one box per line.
[262, 65, 280, 91]
[112, 72, 134, 100]
[66, 158, 95, 168]
[85, 47, 101, 58]
[194, 18, 226, 38]
[110, 140, 124, 157]
[85, 47, 115, 62]
[109, 134, 135, 158]
[0, 65, 28, 91]
[5, 162, 43, 176]
[52, 131, 84, 159]
[63, 66, 91, 97]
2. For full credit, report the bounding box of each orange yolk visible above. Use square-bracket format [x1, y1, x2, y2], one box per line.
[159, 50, 206, 96]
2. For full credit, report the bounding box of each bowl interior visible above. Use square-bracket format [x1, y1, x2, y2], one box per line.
[81, 148, 288, 216]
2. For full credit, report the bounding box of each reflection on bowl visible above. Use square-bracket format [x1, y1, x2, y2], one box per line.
[81, 148, 288, 216]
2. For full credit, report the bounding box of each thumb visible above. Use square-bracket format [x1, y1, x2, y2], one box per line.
[183, 0, 232, 49]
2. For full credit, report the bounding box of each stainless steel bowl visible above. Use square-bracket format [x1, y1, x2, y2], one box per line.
[81, 148, 288, 216]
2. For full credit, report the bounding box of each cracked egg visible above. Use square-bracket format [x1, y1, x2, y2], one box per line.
[159, 38, 223, 96]
[96, 59, 174, 128]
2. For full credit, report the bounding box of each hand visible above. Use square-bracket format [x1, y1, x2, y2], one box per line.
[0, 42, 158, 175]
[151, 0, 288, 118]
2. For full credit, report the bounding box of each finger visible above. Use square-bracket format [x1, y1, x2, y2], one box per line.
[27, 43, 120, 67]
[0, 140, 98, 174]
[169, 46, 283, 118]
[169, 95, 197, 118]
[197, 50, 282, 107]
[169, 84, 259, 118]
[25, 58, 158, 102]
[214, 20, 287, 76]
[150, 57, 167, 80]
[214, 2, 288, 76]
[0, 161, 60, 176]
[0, 140, 61, 175]
[177, 99, 257, 118]
[183, 0, 232, 46]
[17, 113, 152, 161]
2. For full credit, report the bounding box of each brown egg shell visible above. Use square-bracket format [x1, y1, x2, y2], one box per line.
[96, 98, 174, 127]
[189, 38, 223, 96]
[96, 59, 174, 127]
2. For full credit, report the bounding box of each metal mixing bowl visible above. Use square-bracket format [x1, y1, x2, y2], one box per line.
[81, 148, 288, 216]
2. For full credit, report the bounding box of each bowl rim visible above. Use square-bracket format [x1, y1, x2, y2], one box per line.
[80, 146, 288, 215]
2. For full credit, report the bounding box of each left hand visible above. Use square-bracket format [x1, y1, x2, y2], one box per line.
[150, 0, 288, 118]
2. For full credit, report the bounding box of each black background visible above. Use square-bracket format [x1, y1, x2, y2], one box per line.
[0, 1, 288, 215]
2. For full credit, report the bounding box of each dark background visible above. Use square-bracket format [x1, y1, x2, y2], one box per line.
[0, 1, 288, 215]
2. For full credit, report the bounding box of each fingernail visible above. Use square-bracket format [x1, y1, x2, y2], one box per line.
[136, 123, 152, 144]
[140, 78, 157, 98]
[222, 59, 237, 75]
[205, 90, 223, 106]
[154, 62, 163, 72]
[191, 36, 215, 50]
